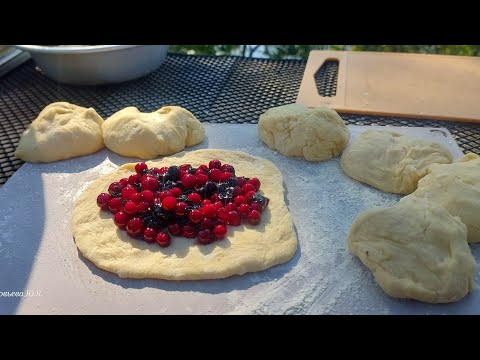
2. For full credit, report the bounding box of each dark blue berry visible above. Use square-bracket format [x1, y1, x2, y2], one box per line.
[252, 193, 269, 208]
[167, 166, 180, 179]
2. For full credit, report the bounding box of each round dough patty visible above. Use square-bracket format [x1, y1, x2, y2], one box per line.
[72, 149, 297, 280]
[257, 104, 350, 161]
[102, 106, 205, 159]
[411, 152, 480, 243]
[15, 102, 104, 163]
[348, 197, 475, 303]
[341, 130, 453, 194]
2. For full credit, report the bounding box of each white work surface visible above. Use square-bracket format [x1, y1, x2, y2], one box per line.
[0, 124, 478, 314]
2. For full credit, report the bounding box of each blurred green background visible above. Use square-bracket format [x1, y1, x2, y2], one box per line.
[170, 45, 480, 59]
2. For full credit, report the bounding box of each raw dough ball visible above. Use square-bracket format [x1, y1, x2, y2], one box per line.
[411, 152, 480, 243]
[348, 197, 475, 303]
[102, 106, 205, 159]
[72, 149, 297, 280]
[341, 130, 452, 194]
[15, 102, 104, 163]
[257, 104, 350, 161]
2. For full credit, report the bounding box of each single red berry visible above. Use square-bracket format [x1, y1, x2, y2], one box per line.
[158, 167, 168, 174]
[114, 211, 130, 229]
[162, 196, 177, 211]
[96, 193, 111, 210]
[126, 217, 144, 237]
[135, 162, 148, 174]
[175, 202, 188, 216]
[209, 168, 222, 182]
[242, 183, 256, 194]
[168, 223, 182, 236]
[130, 192, 143, 204]
[128, 173, 141, 185]
[210, 193, 220, 203]
[201, 199, 212, 206]
[149, 167, 161, 176]
[170, 187, 182, 197]
[202, 204, 217, 218]
[213, 201, 223, 209]
[123, 201, 138, 215]
[182, 224, 197, 238]
[158, 190, 173, 200]
[179, 164, 192, 171]
[201, 218, 213, 230]
[195, 168, 206, 176]
[141, 175, 159, 192]
[225, 202, 238, 213]
[213, 225, 227, 240]
[108, 197, 123, 214]
[209, 160, 222, 169]
[119, 178, 129, 188]
[188, 192, 202, 203]
[247, 178, 261, 191]
[108, 181, 124, 195]
[250, 202, 263, 213]
[220, 172, 234, 182]
[238, 203, 252, 217]
[143, 228, 157, 242]
[198, 164, 209, 172]
[247, 210, 262, 225]
[197, 229, 213, 244]
[232, 186, 242, 197]
[182, 174, 196, 188]
[234, 195, 245, 206]
[221, 164, 235, 174]
[195, 173, 209, 187]
[179, 169, 188, 179]
[228, 211, 241, 226]
[121, 185, 137, 200]
[189, 209, 204, 223]
[217, 208, 229, 221]
[141, 190, 155, 204]
[245, 190, 256, 203]
[236, 176, 247, 188]
[137, 201, 150, 213]
[155, 232, 171, 247]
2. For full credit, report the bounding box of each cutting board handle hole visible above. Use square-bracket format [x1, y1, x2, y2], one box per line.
[314, 59, 339, 97]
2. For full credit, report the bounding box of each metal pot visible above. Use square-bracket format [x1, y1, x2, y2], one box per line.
[14, 45, 169, 85]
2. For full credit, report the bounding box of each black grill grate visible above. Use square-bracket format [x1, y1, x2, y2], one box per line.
[1, 53, 480, 187]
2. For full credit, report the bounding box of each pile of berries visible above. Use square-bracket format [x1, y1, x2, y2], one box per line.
[96, 160, 269, 247]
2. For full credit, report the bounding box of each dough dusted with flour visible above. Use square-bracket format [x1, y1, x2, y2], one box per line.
[15, 102, 104, 163]
[257, 104, 349, 161]
[411, 152, 480, 243]
[341, 130, 452, 194]
[348, 197, 476, 304]
[72, 149, 297, 280]
[102, 106, 205, 159]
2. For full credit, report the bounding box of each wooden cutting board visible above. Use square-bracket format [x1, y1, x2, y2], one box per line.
[296, 50, 480, 123]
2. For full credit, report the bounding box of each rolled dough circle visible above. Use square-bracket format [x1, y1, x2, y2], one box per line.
[72, 149, 297, 280]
